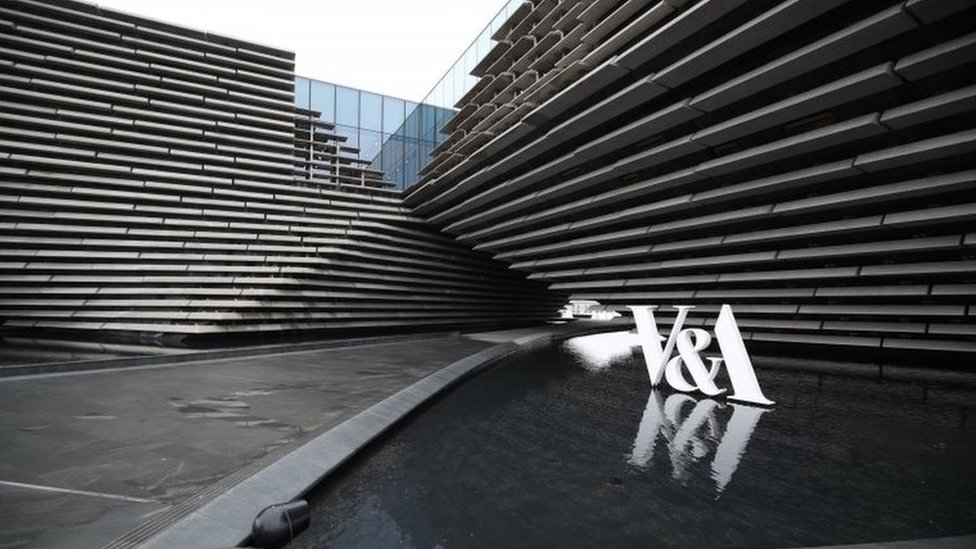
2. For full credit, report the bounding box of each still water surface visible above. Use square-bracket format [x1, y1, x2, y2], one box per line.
[294, 332, 976, 548]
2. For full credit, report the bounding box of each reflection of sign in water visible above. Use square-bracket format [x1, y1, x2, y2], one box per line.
[629, 390, 768, 494]
[628, 304, 774, 406]
[563, 331, 639, 373]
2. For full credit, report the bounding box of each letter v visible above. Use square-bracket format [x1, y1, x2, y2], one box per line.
[629, 305, 693, 385]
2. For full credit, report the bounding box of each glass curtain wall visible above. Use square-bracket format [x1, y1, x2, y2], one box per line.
[383, 0, 524, 188]
[295, 76, 415, 188]
[294, 0, 524, 190]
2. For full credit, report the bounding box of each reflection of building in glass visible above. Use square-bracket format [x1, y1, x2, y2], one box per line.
[294, 76, 457, 190]
[293, 109, 391, 188]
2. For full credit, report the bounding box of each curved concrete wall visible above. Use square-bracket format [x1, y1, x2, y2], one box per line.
[0, 0, 563, 339]
[404, 0, 976, 354]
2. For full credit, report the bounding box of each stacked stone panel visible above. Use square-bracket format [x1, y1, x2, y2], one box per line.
[0, 0, 563, 339]
[405, 0, 976, 354]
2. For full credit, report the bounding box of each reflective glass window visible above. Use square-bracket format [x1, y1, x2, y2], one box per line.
[334, 124, 358, 149]
[476, 28, 491, 61]
[383, 135, 406, 189]
[370, 136, 391, 182]
[428, 85, 438, 111]
[396, 151, 408, 189]
[507, 0, 520, 17]
[404, 138, 423, 188]
[383, 96, 405, 135]
[421, 139, 436, 165]
[404, 102, 420, 139]
[457, 63, 467, 103]
[454, 64, 466, 107]
[336, 86, 359, 127]
[359, 129, 383, 162]
[294, 77, 310, 110]
[433, 81, 445, 110]
[435, 106, 452, 143]
[360, 91, 382, 132]
[465, 46, 478, 78]
[444, 66, 454, 108]
[490, 8, 507, 37]
[369, 156, 384, 178]
[421, 104, 438, 141]
[382, 134, 404, 173]
[310, 81, 335, 122]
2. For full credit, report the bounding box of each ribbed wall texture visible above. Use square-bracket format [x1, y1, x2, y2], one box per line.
[0, 0, 563, 339]
[404, 0, 976, 354]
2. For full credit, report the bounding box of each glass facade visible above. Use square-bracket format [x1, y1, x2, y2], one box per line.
[295, 75, 452, 190]
[419, 0, 523, 112]
[387, 0, 524, 188]
[295, 76, 446, 189]
[295, 0, 524, 190]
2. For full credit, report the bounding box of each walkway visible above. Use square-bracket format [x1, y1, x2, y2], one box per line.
[0, 334, 495, 548]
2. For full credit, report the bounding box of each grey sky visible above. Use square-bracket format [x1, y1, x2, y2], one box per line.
[93, 0, 509, 101]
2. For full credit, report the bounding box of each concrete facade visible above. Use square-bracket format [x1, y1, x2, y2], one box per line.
[0, 0, 563, 340]
[405, 0, 976, 355]
[1, 0, 974, 355]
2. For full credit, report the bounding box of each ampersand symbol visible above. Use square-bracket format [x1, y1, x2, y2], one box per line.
[664, 328, 726, 397]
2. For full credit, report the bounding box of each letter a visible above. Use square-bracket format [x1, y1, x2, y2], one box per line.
[714, 305, 774, 406]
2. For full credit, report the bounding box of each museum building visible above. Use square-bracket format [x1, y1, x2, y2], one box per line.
[0, 0, 974, 355]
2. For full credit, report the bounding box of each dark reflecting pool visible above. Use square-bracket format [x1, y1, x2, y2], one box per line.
[293, 332, 976, 548]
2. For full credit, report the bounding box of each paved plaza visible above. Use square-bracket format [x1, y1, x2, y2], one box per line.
[0, 335, 497, 548]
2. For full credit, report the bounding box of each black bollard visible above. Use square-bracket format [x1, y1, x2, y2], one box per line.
[250, 500, 310, 549]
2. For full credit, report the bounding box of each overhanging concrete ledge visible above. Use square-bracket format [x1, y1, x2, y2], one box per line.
[134, 322, 630, 549]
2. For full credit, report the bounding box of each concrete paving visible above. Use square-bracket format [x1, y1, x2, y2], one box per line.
[132, 320, 633, 549]
[0, 334, 495, 549]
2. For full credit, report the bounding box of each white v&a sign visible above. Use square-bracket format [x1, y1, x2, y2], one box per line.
[627, 304, 774, 407]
